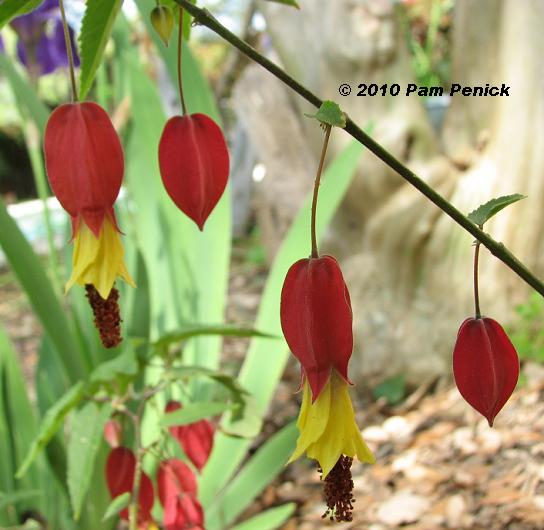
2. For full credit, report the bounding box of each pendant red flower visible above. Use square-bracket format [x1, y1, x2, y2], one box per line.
[158, 113, 229, 230]
[105, 447, 154, 523]
[165, 401, 214, 471]
[453, 317, 519, 426]
[280, 255, 353, 401]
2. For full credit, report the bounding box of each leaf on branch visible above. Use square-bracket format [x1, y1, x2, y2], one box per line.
[468, 194, 526, 227]
[79, 0, 123, 99]
[262, 0, 300, 8]
[90, 347, 138, 388]
[0, 0, 42, 29]
[67, 402, 112, 520]
[161, 401, 235, 427]
[16, 382, 86, 478]
[305, 100, 347, 128]
[102, 492, 130, 521]
[154, 324, 278, 349]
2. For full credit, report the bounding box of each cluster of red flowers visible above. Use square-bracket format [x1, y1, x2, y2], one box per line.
[103, 401, 214, 529]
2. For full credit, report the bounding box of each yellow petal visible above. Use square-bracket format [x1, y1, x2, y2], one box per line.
[290, 372, 375, 477]
[66, 216, 135, 299]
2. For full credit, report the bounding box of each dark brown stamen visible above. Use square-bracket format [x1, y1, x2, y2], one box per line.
[85, 284, 122, 348]
[320, 455, 355, 523]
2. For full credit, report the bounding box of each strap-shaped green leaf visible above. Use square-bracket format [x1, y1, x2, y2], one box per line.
[16, 382, 85, 478]
[0, 0, 42, 29]
[78, 0, 123, 99]
[229, 503, 296, 530]
[102, 492, 130, 521]
[468, 194, 526, 227]
[161, 402, 235, 427]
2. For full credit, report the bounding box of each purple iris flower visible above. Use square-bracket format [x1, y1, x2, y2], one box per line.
[10, 0, 79, 77]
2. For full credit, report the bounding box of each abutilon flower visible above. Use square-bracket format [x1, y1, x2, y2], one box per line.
[453, 317, 519, 427]
[158, 113, 229, 230]
[105, 447, 155, 524]
[44, 101, 135, 347]
[281, 255, 374, 522]
[165, 401, 214, 471]
[157, 459, 204, 530]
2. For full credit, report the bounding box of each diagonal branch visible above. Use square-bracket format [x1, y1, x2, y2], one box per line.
[173, 0, 544, 298]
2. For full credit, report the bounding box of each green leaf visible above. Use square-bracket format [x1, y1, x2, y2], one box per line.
[230, 503, 296, 530]
[200, 138, 366, 508]
[78, 0, 123, 99]
[221, 395, 261, 438]
[305, 100, 346, 128]
[67, 402, 112, 520]
[90, 347, 138, 385]
[372, 374, 406, 405]
[161, 402, 234, 428]
[206, 423, 298, 528]
[16, 382, 85, 478]
[0, 0, 42, 28]
[0, 200, 87, 382]
[102, 492, 130, 521]
[263, 0, 300, 8]
[0, 490, 42, 511]
[468, 194, 526, 227]
[154, 324, 278, 349]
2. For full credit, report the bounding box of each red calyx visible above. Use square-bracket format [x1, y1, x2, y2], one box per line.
[157, 459, 204, 530]
[158, 113, 229, 230]
[453, 317, 519, 426]
[105, 447, 155, 522]
[44, 102, 124, 237]
[165, 401, 214, 471]
[280, 255, 353, 401]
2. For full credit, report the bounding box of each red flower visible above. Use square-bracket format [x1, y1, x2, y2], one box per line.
[280, 255, 353, 401]
[103, 418, 122, 448]
[157, 459, 204, 530]
[453, 317, 519, 426]
[105, 447, 154, 523]
[44, 101, 134, 300]
[158, 113, 229, 230]
[165, 401, 214, 471]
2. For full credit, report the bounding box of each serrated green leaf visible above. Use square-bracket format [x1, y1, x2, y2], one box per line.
[102, 492, 130, 521]
[230, 503, 296, 530]
[263, 0, 300, 8]
[78, 0, 123, 99]
[305, 100, 346, 127]
[154, 324, 278, 349]
[0, 0, 42, 28]
[16, 382, 85, 478]
[67, 402, 112, 520]
[468, 194, 526, 227]
[161, 402, 234, 428]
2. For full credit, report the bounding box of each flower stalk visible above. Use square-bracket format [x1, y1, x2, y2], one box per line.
[58, 0, 78, 102]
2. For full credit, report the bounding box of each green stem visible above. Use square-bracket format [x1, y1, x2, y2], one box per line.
[172, 0, 544, 299]
[58, 0, 78, 102]
[310, 125, 332, 258]
[473, 239, 481, 319]
[24, 122, 62, 296]
[128, 413, 143, 530]
[177, 7, 188, 115]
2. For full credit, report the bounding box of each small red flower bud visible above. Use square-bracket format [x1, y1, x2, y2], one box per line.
[105, 447, 154, 522]
[158, 113, 229, 230]
[165, 401, 214, 471]
[103, 418, 123, 448]
[44, 101, 124, 237]
[157, 459, 203, 530]
[280, 256, 353, 401]
[453, 317, 519, 426]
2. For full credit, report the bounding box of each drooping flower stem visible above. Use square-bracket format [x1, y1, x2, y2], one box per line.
[310, 124, 332, 258]
[177, 7, 188, 115]
[58, 0, 78, 102]
[473, 236, 482, 319]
